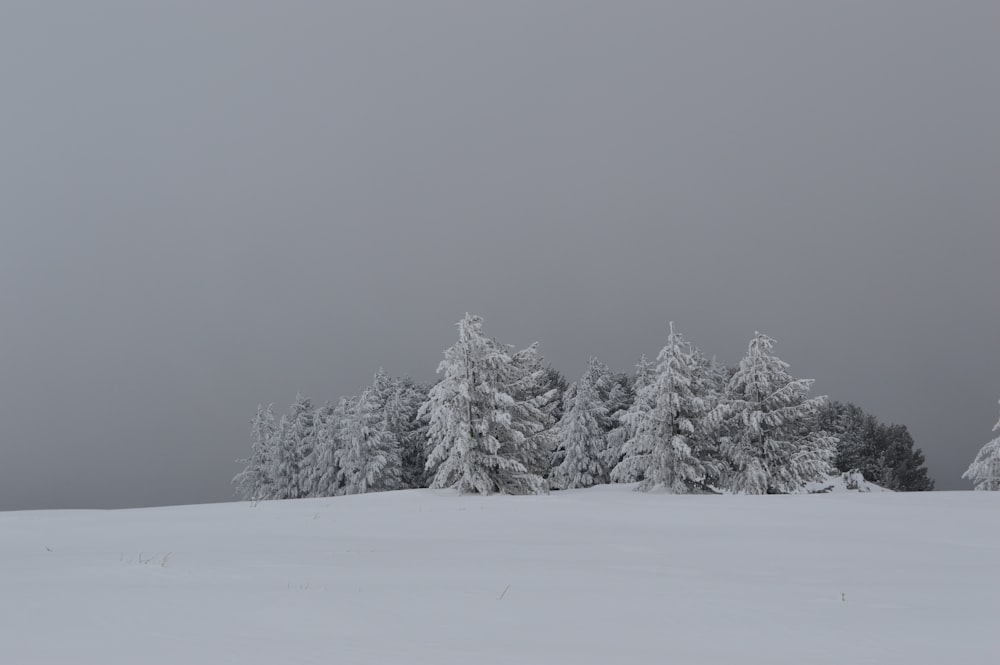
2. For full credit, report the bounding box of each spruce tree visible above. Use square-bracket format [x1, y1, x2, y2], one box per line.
[420, 314, 549, 495]
[549, 381, 577, 472]
[366, 369, 432, 488]
[307, 400, 341, 497]
[550, 358, 610, 489]
[814, 402, 879, 477]
[391, 379, 431, 489]
[232, 403, 277, 501]
[877, 424, 934, 491]
[603, 380, 633, 429]
[706, 332, 836, 494]
[507, 342, 560, 478]
[689, 348, 727, 486]
[612, 323, 710, 492]
[963, 400, 1000, 491]
[541, 366, 570, 424]
[336, 387, 403, 495]
[270, 415, 297, 500]
[814, 401, 934, 490]
[608, 355, 656, 483]
[270, 394, 315, 500]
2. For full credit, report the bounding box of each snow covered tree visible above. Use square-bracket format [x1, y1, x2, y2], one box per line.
[270, 394, 316, 500]
[814, 401, 876, 476]
[541, 366, 570, 424]
[394, 380, 432, 489]
[603, 380, 630, 424]
[507, 342, 560, 477]
[612, 323, 712, 492]
[550, 358, 611, 489]
[688, 348, 728, 486]
[270, 415, 296, 499]
[608, 355, 657, 482]
[549, 381, 577, 472]
[420, 314, 551, 495]
[963, 400, 1000, 491]
[369, 368, 397, 415]
[305, 400, 341, 497]
[291, 394, 319, 498]
[601, 373, 633, 430]
[336, 386, 403, 495]
[364, 369, 430, 488]
[232, 403, 277, 501]
[706, 332, 836, 494]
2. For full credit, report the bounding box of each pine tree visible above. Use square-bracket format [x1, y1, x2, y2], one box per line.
[541, 366, 570, 424]
[608, 355, 656, 483]
[270, 415, 297, 500]
[364, 369, 430, 488]
[507, 343, 560, 478]
[877, 424, 934, 491]
[814, 402, 879, 477]
[963, 400, 1000, 491]
[600, 373, 633, 471]
[271, 394, 315, 500]
[604, 380, 632, 428]
[291, 394, 318, 498]
[420, 314, 549, 495]
[689, 348, 727, 486]
[814, 401, 934, 490]
[306, 400, 341, 497]
[612, 323, 710, 492]
[394, 380, 432, 489]
[232, 403, 277, 501]
[562, 358, 624, 475]
[336, 387, 403, 495]
[549, 381, 578, 472]
[706, 332, 836, 494]
[550, 358, 611, 489]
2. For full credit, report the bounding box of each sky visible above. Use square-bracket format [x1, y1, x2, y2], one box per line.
[1, 1, 998, 509]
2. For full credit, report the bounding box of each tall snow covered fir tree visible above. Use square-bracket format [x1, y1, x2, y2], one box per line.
[305, 401, 340, 497]
[550, 358, 611, 489]
[373, 372, 430, 489]
[232, 403, 276, 501]
[607, 356, 656, 482]
[269, 394, 317, 499]
[706, 333, 836, 494]
[420, 314, 554, 494]
[507, 342, 561, 478]
[335, 385, 403, 495]
[962, 400, 1000, 491]
[612, 323, 713, 492]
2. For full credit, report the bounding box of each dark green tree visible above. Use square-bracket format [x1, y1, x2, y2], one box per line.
[815, 401, 934, 491]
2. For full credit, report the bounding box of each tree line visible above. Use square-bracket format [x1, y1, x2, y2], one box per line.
[233, 313, 934, 499]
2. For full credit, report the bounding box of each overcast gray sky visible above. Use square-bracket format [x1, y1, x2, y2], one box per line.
[2, 1, 998, 509]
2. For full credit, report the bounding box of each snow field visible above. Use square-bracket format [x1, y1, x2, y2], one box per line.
[1, 486, 997, 664]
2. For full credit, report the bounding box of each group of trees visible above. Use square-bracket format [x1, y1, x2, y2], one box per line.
[234, 313, 937, 500]
[813, 402, 934, 491]
[232, 372, 429, 501]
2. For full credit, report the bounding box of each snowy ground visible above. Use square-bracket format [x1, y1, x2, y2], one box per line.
[2, 485, 997, 665]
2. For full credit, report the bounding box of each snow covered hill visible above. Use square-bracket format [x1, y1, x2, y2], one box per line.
[2, 486, 997, 665]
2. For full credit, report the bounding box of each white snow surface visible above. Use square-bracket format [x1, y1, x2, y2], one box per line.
[2, 486, 997, 664]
